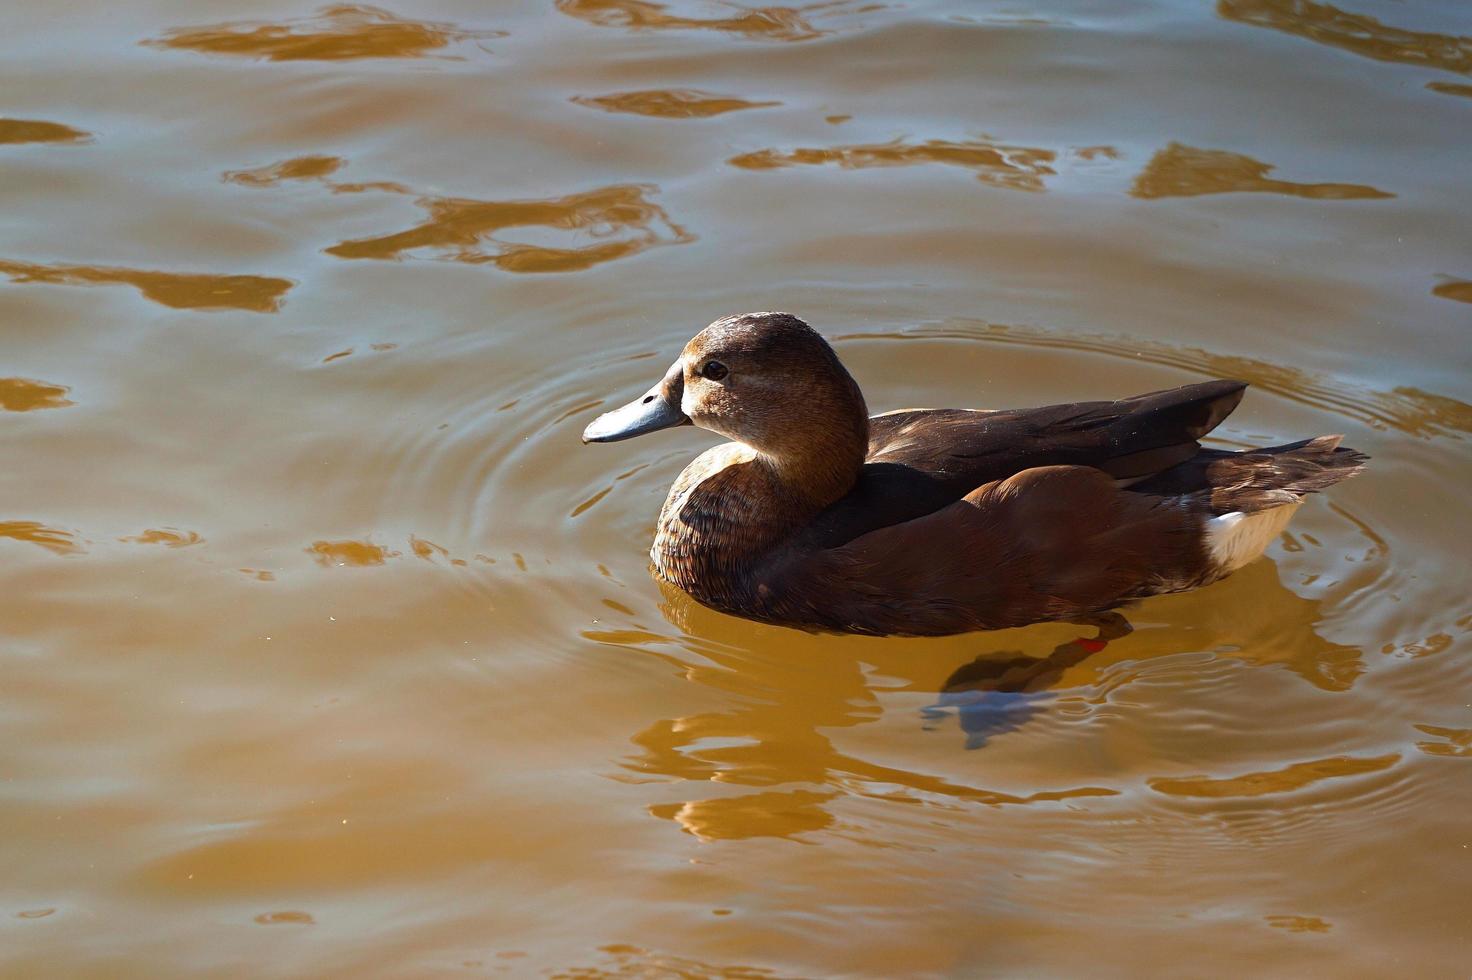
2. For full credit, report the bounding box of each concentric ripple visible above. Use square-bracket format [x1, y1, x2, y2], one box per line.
[292, 314, 1459, 847]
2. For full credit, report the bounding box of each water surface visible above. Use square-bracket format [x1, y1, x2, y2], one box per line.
[3, 0, 1470, 976]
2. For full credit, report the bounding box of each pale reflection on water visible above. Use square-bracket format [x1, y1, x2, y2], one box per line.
[555, 0, 853, 42]
[2, 0, 1470, 975]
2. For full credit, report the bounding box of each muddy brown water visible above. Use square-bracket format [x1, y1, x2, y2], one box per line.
[2, 0, 1470, 976]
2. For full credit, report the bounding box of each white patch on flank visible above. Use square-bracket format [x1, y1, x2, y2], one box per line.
[872, 407, 935, 418]
[871, 407, 996, 417]
[1206, 501, 1302, 573]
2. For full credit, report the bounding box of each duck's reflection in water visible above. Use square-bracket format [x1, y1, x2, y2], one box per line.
[925, 612, 1132, 750]
[587, 557, 1364, 840]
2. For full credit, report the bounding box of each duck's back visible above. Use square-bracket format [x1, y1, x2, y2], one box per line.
[793, 379, 1247, 553]
[749, 380, 1364, 635]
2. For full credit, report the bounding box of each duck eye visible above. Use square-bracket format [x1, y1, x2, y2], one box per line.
[701, 360, 729, 382]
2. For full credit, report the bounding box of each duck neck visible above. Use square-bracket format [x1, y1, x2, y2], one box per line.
[755, 420, 868, 514]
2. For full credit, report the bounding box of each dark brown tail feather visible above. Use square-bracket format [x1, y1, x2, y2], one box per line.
[1132, 434, 1369, 515]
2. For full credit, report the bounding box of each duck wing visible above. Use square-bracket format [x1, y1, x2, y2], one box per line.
[793, 380, 1245, 553]
[867, 379, 1246, 490]
[759, 465, 1207, 637]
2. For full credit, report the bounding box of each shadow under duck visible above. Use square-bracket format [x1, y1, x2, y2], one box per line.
[583, 312, 1367, 637]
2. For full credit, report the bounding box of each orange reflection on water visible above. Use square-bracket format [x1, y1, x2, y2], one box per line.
[224, 155, 344, 186]
[1413, 725, 1472, 758]
[0, 378, 73, 412]
[408, 535, 468, 566]
[571, 89, 780, 118]
[556, 0, 833, 41]
[225, 155, 410, 195]
[1265, 915, 1333, 933]
[144, 4, 502, 61]
[1432, 279, 1472, 305]
[325, 184, 694, 273]
[650, 789, 836, 840]
[1427, 81, 1472, 99]
[1131, 142, 1393, 200]
[330, 179, 415, 194]
[600, 595, 1130, 839]
[0, 119, 90, 145]
[1149, 753, 1398, 798]
[1384, 631, 1454, 659]
[729, 138, 1057, 191]
[120, 529, 204, 548]
[553, 944, 791, 979]
[253, 911, 315, 926]
[307, 539, 397, 566]
[1218, 0, 1472, 76]
[321, 343, 398, 364]
[0, 259, 292, 312]
[1382, 387, 1472, 439]
[1171, 560, 1367, 691]
[0, 521, 82, 555]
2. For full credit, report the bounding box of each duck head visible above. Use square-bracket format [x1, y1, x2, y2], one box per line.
[583, 312, 870, 497]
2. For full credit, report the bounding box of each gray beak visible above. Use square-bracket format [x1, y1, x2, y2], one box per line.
[582, 360, 691, 444]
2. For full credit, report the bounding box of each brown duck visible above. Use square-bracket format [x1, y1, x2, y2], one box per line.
[583, 312, 1367, 636]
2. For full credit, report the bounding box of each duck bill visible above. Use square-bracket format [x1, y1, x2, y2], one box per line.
[582, 360, 691, 444]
